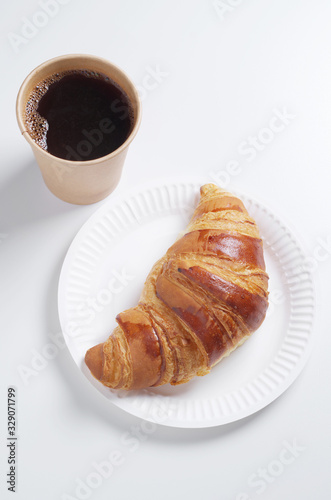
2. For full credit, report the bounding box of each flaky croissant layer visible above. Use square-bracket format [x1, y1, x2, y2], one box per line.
[85, 184, 269, 390]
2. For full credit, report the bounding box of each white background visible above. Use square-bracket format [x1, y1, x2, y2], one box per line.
[1, 0, 331, 499]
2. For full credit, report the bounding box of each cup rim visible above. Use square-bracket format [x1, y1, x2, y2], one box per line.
[16, 53, 142, 166]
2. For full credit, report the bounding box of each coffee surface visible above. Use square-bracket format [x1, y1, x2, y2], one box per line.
[25, 70, 133, 161]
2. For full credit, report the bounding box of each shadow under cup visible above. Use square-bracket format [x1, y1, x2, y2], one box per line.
[16, 54, 142, 205]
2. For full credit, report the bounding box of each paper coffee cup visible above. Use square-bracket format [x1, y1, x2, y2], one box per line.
[16, 54, 141, 205]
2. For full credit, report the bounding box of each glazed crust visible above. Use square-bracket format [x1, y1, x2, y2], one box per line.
[85, 184, 269, 390]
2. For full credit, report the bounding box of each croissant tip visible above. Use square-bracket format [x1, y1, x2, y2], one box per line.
[200, 183, 224, 197]
[85, 343, 104, 381]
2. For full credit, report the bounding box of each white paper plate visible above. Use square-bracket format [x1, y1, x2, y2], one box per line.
[58, 180, 315, 428]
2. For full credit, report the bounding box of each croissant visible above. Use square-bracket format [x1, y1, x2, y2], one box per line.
[85, 184, 269, 390]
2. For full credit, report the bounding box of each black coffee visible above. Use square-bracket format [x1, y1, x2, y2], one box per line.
[25, 70, 134, 161]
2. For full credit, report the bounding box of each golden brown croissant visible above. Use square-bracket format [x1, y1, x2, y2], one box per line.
[85, 184, 269, 390]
